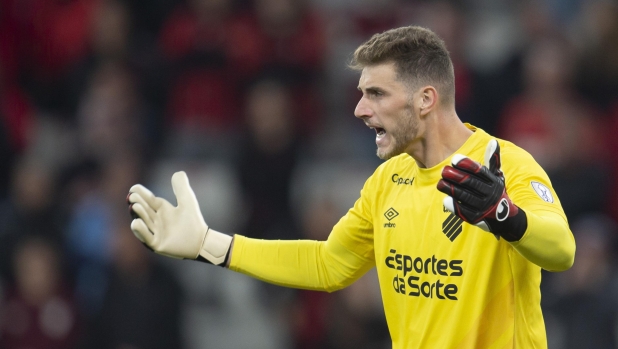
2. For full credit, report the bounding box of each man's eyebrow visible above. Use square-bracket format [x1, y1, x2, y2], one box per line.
[358, 86, 385, 93]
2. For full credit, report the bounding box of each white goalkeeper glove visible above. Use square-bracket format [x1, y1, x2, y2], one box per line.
[127, 171, 233, 266]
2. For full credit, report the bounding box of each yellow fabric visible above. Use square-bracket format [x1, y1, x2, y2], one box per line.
[510, 211, 574, 271]
[230, 234, 374, 292]
[230, 125, 575, 349]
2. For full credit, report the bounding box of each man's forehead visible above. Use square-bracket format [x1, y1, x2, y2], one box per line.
[358, 62, 402, 89]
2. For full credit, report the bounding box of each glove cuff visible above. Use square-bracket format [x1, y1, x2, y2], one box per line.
[196, 229, 233, 266]
[489, 207, 528, 242]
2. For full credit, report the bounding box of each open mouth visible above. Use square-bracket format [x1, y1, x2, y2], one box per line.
[367, 124, 387, 144]
[370, 126, 386, 138]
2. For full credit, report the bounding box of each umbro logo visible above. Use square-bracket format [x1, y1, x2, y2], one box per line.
[384, 208, 399, 228]
[442, 213, 463, 242]
[384, 208, 399, 220]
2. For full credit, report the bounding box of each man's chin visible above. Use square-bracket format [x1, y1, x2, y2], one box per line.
[377, 148, 397, 160]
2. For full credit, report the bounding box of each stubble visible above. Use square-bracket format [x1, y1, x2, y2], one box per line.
[377, 105, 419, 160]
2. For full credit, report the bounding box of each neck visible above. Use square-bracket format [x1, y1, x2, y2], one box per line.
[408, 109, 473, 168]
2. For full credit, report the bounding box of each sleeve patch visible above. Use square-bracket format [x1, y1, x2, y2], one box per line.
[531, 181, 554, 203]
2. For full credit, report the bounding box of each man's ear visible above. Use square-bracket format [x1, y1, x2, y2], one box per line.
[419, 86, 438, 116]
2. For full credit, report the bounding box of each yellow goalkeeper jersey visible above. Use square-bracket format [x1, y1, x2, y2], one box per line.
[230, 125, 574, 349]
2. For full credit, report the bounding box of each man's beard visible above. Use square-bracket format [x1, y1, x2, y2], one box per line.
[377, 107, 418, 160]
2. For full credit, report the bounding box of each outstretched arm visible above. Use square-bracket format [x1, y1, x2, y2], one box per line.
[229, 225, 375, 292]
[128, 171, 376, 291]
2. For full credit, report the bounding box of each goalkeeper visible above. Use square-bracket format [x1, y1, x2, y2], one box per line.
[127, 26, 575, 349]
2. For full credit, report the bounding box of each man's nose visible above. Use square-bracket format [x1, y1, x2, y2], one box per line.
[354, 97, 372, 119]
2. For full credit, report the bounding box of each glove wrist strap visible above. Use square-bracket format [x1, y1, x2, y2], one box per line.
[490, 207, 528, 242]
[196, 229, 233, 266]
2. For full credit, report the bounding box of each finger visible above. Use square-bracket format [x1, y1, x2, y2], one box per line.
[129, 184, 163, 210]
[171, 171, 199, 209]
[451, 154, 492, 182]
[441, 192, 481, 224]
[442, 166, 473, 184]
[454, 202, 483, 224]
[437, 178, 451, 196]
[483, 139, 501, 173]
[450, 156, 496, 184]
[128, 193, 157, 222]
[130, 202, 156, 229]
[451, 154, 468, 166]
[131, 218, 154, 245]
[443, 196, 455, 214]
[451, 155, 483, 174]
[437, 179, 485, 209]
[441, 166, 492, 194]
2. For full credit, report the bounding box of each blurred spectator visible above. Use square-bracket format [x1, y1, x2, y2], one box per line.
[0, 158, 62, 282]
[542, 214, 618, 349]
[0, 121, 14, 200]
[248, 0, 326, 75]
[160, 0, 236, 64]
[348, 0, 399, 39]
[496, 35, 608, 221]
[0, 63, 34, 154]
[161, 0, 326, 150]
[574, 1, 618, 110]
[405, 1, 474, 123]
[605, 103, 618, 221]
[162, 0, 328, 81]
[245, 0, 326, 130]
[66, 0, 133, 113]
[160, 0, 241, 152]
[0, 0, 21, 84]
[159, 0, 240, 157]
[467, 0, 560, 134]
[166, 68, 239, 142]
[66, 0, 168, 144]
[290, 197, 389, 349]
[289, 198, 340, 349]
[326, 270, 388, 349]
[123, 0, 183, 46]
[64, 155, 141, 317]
[88, 215, 183, 349]
[0, 56, 35, 198]
[237, 77, 301, 240]
[76, 61, 147, 162]
[14, 0, 99, 117]
[11, 0, 163, 121]
[0, 237, 80, 349]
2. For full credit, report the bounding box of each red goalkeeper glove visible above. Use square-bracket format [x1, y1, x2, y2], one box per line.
[437, 140, 527, 241]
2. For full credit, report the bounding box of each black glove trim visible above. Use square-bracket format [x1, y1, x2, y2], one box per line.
[487, 207, 527, 242]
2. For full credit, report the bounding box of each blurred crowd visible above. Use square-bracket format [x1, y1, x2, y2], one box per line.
[0, 0, 617, 348]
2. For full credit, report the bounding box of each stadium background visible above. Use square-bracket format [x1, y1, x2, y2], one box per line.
[0, 0, 617, 348]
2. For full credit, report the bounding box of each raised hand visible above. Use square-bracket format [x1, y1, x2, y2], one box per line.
[437, 140, 527, 241]
[127, 171, 233, 265]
